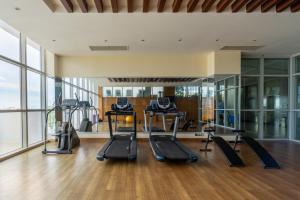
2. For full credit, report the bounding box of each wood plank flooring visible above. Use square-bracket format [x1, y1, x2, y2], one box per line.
[0, 139, 300, 200]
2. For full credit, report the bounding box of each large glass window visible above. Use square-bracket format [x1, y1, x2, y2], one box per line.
[113, 87, 122, 97]
[264, 77, 288, 110]
[27, 71, 41, 109]
[133, 87, 143, 97]
[263, 111, 288, 139]
[241, 58, 260, 75]
[225, 89, 235, 109]
[152, 87, 164, 97]
[264, 58, 289, 75]
[241, 77, 259, 109]
[103, 87, 112, 97]
[295, 56, 300, 73]
[123, 87, 133, 97]
[241, 111, 259, 138]
[28, 111, 43, 145]
[26, 38, 41, 70]
[64, 83, 71, 99]
[0, 112, 22, 155]
[0, 23, 20, 61]
[0, 60, 21, 109]
[295, 112, 300, 140]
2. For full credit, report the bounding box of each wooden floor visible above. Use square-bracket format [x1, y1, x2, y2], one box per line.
[1, 139, 300, 200]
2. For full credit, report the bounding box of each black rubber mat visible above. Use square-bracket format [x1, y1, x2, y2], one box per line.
[242, 136, 280, 169]
[213, 136, 245, 167]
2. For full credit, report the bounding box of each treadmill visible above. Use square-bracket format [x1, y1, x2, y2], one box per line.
[97, 98, 137, 161]
[146, 97, 198, 162]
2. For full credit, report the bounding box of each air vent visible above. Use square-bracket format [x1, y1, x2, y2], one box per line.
[89, 46, 129, 51]
[107, 77, 199, 83]
[220, 46, 264, 51]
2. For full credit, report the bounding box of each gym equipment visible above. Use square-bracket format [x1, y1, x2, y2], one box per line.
[146, 97, 198, 162]
[42, 95, 80, 154]
[143, 99, 176, 132]
[111, 97, 134, 132]
[233, 130, 280, 169]
[97, 99, 137, 161]
[78, 97, 98, 132]
[199, 128, 244, 167]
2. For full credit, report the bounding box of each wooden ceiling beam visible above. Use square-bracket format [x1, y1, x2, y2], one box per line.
[202, 0, 217, 12]
[94, 0, 104, 12]
[173, 0, 183, 12]
[216, 0, 233, 12]
[111, 0, 118, 13]
[246, 0, 263, 12]
[60, 0, 73, 12]
[127, 0, 134, 12]
[143, 0, 150, 12]
[77, 0, 88, 13]
[261, 0, 277, 12]
[158, 0, 166, 12]
[291, 0, 300, 12]
[276, 0, 294, 12]
[231, 0, 249, 12]
[187, 0, 200, 12]
[43, 0, 57, 12]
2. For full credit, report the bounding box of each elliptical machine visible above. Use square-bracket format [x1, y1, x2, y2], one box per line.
[42, 94, 80, 154]
[78, 97, 98, 132]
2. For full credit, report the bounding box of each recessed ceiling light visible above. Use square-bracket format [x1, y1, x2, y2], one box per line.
[52, 40, 56, 42]
[216, 39, 220, 42]
[104, 40, 108, 42]
[253, 39, 257, 42]
[178, 38, 182, 42]
[141, 39, 145, 42]
[14, 7, 21, 11]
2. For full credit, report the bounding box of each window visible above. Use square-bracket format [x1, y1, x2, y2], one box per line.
[295, 112, 300, 140]
[133, 87, 143, 97]
[47, 77, 55, 108]
[28, 111, 43, 145]
[264, 111, 288, 139]
[295, 56, 300, 73]
[175, 86, 185, 97]
[264, 77, 288, 110]
[113, 87, 122, 97]
[264, 58, 289, 75]
[64, 83, 71, 99]
[123, 87, 133, 97]
[0, 112, 22, 155]
[27, 71, 41, 109]
[0, 22, 20, 61]
[26, 38, 41, 70]
[187, 86, 198, 97]
[241, 111, 259, 138]
[225, 77, 235, 89]
[241, 77, 259, 109]
[296, 76, 300, 109]
[152, 87, 163, 97]
[103, 87, 112, 97]
[241, 58, 260, 75]
[225, 89, 235, 109]
[0, 60, 20, 109]
[217, 81, 225, 90]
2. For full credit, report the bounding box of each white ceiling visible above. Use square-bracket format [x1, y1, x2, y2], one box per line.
[1, 0, 300, 56]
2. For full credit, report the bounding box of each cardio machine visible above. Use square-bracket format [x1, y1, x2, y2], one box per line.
[145, 97, 198, 162]
[78, 97, 98, 132]
[42, 95, 80, 154]
[96, 97, 137, 161]
[111, 97, 134, 132]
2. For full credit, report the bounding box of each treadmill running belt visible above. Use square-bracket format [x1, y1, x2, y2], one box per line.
[155, 140, 189, 160]
[105, 140, 131, 159]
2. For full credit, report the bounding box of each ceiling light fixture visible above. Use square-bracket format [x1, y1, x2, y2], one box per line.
[52, 40, 56, 42]
[216, 39, 220, 42]
[141, 39, 145, 42]
[104, 40, 108, 42]
[14, 7, 21, 11]
[178, 38, 182, 42]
